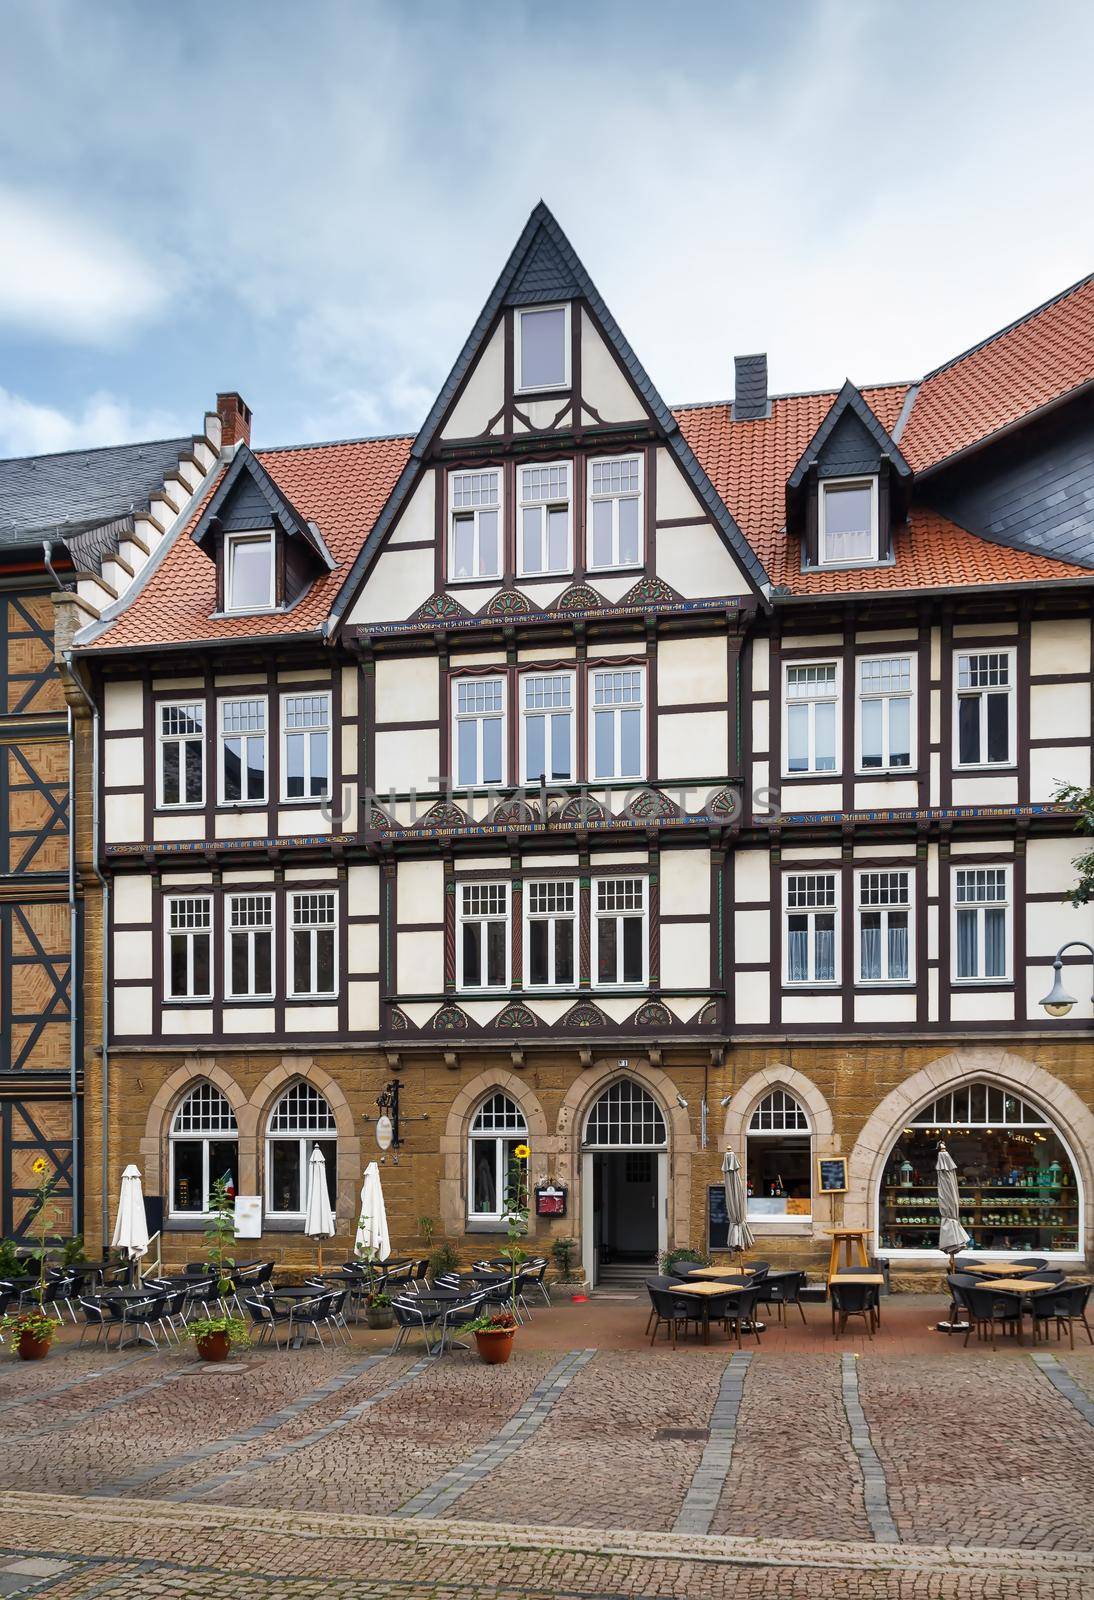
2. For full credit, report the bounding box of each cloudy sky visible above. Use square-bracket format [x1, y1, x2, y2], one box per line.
[1, 0, 1093, 456]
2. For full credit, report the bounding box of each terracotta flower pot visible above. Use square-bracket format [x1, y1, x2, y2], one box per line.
[17, 1330, 51, 1361]
[195, 1330, 231, 1362]
[473, 1327, 515, 1365]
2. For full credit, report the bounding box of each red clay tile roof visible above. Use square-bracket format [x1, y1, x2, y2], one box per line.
[87, 435, 412, 649]
[899, 273, 1094, 472]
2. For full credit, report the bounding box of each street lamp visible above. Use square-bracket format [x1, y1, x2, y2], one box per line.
[1038, 939, 1094, 1017]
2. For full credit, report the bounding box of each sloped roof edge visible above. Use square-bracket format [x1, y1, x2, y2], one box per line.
[786, 380, 911, 491]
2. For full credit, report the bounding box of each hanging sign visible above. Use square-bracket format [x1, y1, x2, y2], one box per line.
[535, 1183, 567, 1217]
[817, 1157, 849, 1194]
[375, 1114, 394, 1152]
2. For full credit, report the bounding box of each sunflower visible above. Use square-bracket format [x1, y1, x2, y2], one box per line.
[513, 1144, 530, 1161]
[32, 1157, 48, 1175]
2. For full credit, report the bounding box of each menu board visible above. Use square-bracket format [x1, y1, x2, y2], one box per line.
[817, 1157, 848, 1194]
[707, 1186, 729, 1249]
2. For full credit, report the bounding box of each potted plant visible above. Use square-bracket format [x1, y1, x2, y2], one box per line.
[1, 1158, 62, 1360]
[460, 1309, 518, 1364]
[187, 1314, 250, 1363]
[428, 1241, 460, 1279]
[188, 1177, 248, 1362]
[549, 1236, 579, 1282]
[365, 1290, 394, 1330]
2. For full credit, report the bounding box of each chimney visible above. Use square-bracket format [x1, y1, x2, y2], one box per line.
[732, 354, 769, 421]
[216, 391, 252, 449]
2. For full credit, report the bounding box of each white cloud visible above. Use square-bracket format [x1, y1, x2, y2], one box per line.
[0, 386, 186, 458]
[0, 186, 170, 343]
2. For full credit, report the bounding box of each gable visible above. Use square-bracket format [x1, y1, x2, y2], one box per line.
[816, 408, 885, 478]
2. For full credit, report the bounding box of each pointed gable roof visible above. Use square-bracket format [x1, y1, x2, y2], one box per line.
[327, 202, 770, 630]
[190, 443, 333, 568]
[786, 380, 911, 492]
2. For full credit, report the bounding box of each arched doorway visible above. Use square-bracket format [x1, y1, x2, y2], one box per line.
[582, 1079, 668, 1286]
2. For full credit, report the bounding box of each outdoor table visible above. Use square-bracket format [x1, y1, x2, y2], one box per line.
[98, 1286, 162, 1348]
[272, 1284, 330, 1350]
[673, 1278, 751, 1345]
[965, 1261, 1040, 1276]
[979, 1277, 1057, 1293]
[679, 1267, 751, 1283]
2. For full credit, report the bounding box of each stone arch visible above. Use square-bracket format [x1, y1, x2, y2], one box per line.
[845, 1047, 1094, 1255]
[721, 1067, 835, 1241]
[140, 1058, 249, 1199]
[440, 1068, 551, 1239]
[250, 1057, 361, 1231]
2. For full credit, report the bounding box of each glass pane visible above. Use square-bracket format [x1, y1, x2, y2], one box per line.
[472, 1138, 498, 1214]
[486, 920, 506, 986]
[529, 920, 548, 986]
[308, 731, 328, 797]
[208, 1139, 238, 1199]
[887, 911, 909, 980]
[592, 499, 613, 567]
[860, 699, 882, 767]
[271, 1140, 301, 1212]
[814, 914, 835, 981]
[316, 928, 335, 993]
[482, 717, 503, 785]
[247, 737, 265, 799]
[285, 732, 305, 798]
[223, 738, 242, 801]
[889, 696, 911, 766]
[986, 692, 1009, 763]
[457, 719, 477, 786]
[255, 930, 272, 996]
[598, 917, 618, 983]
[478, 509, 498, 576]
[525, 714, 546, 782]
[618, 496, 640, 565]
[555, 917, 574, 985]
[622, 915, 643, 982]
[823, 484, 872, 560]
[550, 711, 571, 780]
[958, 695, 980, 764]
[229, 538, 272, 610]
[786, 916, 808, 983]
[956, 908, 978, 978]
[814, 702, 836, 771]
[190, 933, 209, 996]
[619, 709, 641, 777]
[463, 921, 481, 987]
[161, 744, 179, 805]
[522, 506, 542, 573]
[453, 514, 474, 578]
[184, 742, 203, 804]
[547, 506, 568, 570]
[520, 307, 566, 388]
[786, 703, 808, 772]
[293, 930, 311, 994]
[169, 934, 188, 998]
[171, 1141, 203, 1212]
[230, 932, 248, 996]
[315, 1139, 337, 1208]
[594, 709, 614, 778]
[860, 911, 882, 980]
[984, 908, 1006, 977]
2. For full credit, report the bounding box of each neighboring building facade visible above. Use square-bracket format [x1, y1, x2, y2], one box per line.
[65, 207, 1094, 1279]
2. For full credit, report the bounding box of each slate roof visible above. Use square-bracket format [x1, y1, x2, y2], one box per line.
[0, 436, 192, 547]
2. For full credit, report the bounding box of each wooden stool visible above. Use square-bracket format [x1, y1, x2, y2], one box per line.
[826, 1229, 871, 1282]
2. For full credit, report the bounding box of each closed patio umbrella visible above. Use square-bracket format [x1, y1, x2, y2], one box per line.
[354, 1161, 391, 1267]
[937, 1141, 972, 1260]
[304, 1145, 336, 1269]
[111, 1164, 149, 1281]
[721, 1150, 754, 1256]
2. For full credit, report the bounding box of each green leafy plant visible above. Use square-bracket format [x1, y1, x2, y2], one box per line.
[203, 1176, 237, 1297]
[659, 1246, 709, 1274]
[0, 1238, 22, 1278]
[499, 1147, 530, 1315]
[416, 1215, 436, 1248]
[1053, 782, 1094, 904]
[0, 1307, 61, 1348]
[187, 1314, 250, 1347]
[549, 1237, 579, 1279]
[60, 1234, 86, 1270]
[428, 1242, 460, 1279]
[366, 1290, 392, 1309]
[458, 1309, 517, 1336]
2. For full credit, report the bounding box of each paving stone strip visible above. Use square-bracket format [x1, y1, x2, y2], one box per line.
[839, 1353, 899, 1544]
[165, 1355, 434, 1503]
[394, 1348, 597, 1519]
[89, 1352, 392, 1499]
[672, 1351, 751, 1535]
[0, 1353, 153, 1416]
[1030, 1351, 1094, 1426]
[9, 1362, 192, 1440]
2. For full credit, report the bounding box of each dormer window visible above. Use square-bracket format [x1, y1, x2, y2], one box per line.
[225, 531, 275, 613]
[517, 304, 569, 391]
[819, 477, 878, 566]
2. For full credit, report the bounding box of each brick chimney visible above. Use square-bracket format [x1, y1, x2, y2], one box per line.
[216, 391, 252, 449]
[731, 354, 769, 421]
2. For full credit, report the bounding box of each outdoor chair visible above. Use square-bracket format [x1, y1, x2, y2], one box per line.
[19, 1275, 71, 1320]
[962, 1284, 1022, 1349]
[287, 1294, 334, 1349]
[0, 1284, 12, 1340]
[412, 1258, 430, 1280]
[830, 1280, 877, 1339]
[669, 1261, 708, 1279]
[523, 1258, 551, 1306]
[945, 1272, 979, 1327]
[116, 1294, 164, 1350]
[743, 1261, 771, 1281]
[647, 1285, 703, 1348]
[715, 1285, 765, 1348]
[755, 1270, 807, 1325]
[45, 1267, 81, 1324]
[643, 1277, 680, 1335]
[244, 1295, 290, 1351]
[436, 1288, 492, 1355]
[390, 1293, 445, 1355]
[78, 1297, 122, 1348]
[1029, 1282, 1093, 1350]
[1014, 1258, 1048, 1269]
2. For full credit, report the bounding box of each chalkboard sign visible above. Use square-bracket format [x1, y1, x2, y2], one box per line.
[817, 1157, 848, 1194]
[707, 1185, 729, 1249]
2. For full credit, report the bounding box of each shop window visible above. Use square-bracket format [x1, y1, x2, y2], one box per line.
[468, 1093, 528, 1222]
[746, 1089, 812, 1221]
[878, 1082, 1081, 1255]
[169, 1083, 238, 1217]
[265, 1082, 337, 1218]
[583, 1079, 666, 1147]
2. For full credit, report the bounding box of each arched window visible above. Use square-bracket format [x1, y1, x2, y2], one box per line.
[265, 1082, 337, 1218]
[583, 1080, 667, 1147]
[879, 1081, 1081, 1256]
[468, 1093, 527, 1222]
[169, 1082, 238, 1217]
[746, 1089, 811, 1221]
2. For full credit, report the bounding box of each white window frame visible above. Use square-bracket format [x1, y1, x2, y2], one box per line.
[516, 303, 571, 393]
[224, 529, 276, 614]
[457, 880, 511, 992]
[745, 1089, 813, 1223]
[855, 654, 916, 774]
[588, 664, 646, 782]
[287, 890, 338, 999]
[156, 700, 205, 810]
[225, 892, 275, 1001]
[218, 695, 268, 805]
[280, 691, 331, 802]
[592, 876, 648, 989]
[783, 872, 840, 987]
[586, 453, 644, 571]
[855, 869, 914, 985]
[452, 675, 507, 790]
[168, 1085, 238, 1218]
[264, 1083, 337, 1220]
[818, 475, 879, 568]
[448, 469, 502, 581]
[517, 460, 572, 577]
[519, 670, 575, 786]
[164, 895, 213, 1002]
[951, 865, 1012, 984]
[783, 660, 841, 777]
[953, 648, 1017, 770]
[524, 878, 578, 989]
[467, 1093, 529, 1222]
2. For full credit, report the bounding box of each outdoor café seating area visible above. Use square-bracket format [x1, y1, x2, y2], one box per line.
[945, 1258, 1094, 1349]
[645, 1259, 888, 1347]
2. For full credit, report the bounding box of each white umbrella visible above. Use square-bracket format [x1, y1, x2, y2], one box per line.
[936, 1142, 972, 1258]
[721, 1150, 755, 1255]
[111, 1164, 149, 1277]
[354, 1161, 391, 1264]
[304, 1145, 336, 1268]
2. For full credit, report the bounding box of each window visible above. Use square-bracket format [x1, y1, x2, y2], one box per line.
[525, 880, 576, 988]
[165, 896, 212, 1001]
[219, 697, 267, 804]
[281, 693, 330, 800]
[454, 677, 505, 788]
[785, 663, 839, 775]
[517, 305, 569, 391]
[458, 882, 510, 990]
[449, 469, 501, 580]
[746, 1089, 811, 1221]
[518, 461, 571, 576]
[289, 891, 337, 997]
[857, 656, 913, 771]
[819, 478, 878, 566]
[587, 455, 642, 570]
[468, 1093, 528, 1221]
[856, 870, 912, 983]
[226, 893, 274, 1000]
[953, 866, 1010, 982]
[594, 877, 646, 987]
[784, 873, 838, 985]
[590, 667, 644, 780]
[225, 531, 275, 613]
[583, 1079, 666, 1146]
[169, 1084, 238, 1216]
[954, 650, 1015, 767]
[521, 672, 574, 784]
[157, 701, 204, 808]
[265, 1082, 336, 1217]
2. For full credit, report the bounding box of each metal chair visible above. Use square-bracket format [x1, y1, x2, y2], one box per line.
[755, 1270, 807, 1325]
[1030, 1282, 1093, 1349]
[647, 1285, 702, 1348]
[288, 1294, 335, 1349]
[962, 1284, 1022, 1348]
[390, 1293, 444, 1355]
[244, 1295, 290, 1350]
[830, 1280, 877, 1339]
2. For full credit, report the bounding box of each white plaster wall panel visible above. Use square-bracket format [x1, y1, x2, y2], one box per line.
[929, 750, 941, 807]
[1031, 679, 1089, 736]
[516, 580, 568, 608]
[517, 399, 571, 431]
[1030, 746, 1089, 801]
[160, 871, 213, 887]
[953, 621, 1017, 639]
[929, 689, 941, 745]
[783, 633, 842, 650]
[855, 993, 916, 1024]
[400, 1002, 437, 1028]
[162, 1008, 213, 1035]
[113, 930, 152, 981]
[348, 864, 380, 915]
[284, 866, 338, 882]
[341, 664, 359, 718]
[1030, 617, 1091, 675]
[931, 627, 941, 677]
[855, 628, 919, 645]
[347, 547, 434, 625]
[655, 449, 707, 520]
[519, 644, 576, 664]
[735, 970, 769, 1025]
[284, 1006, 339, 1032]
[221, 870, 276, 885]
[587, 639, 642, 658]
[397, 930, 442, 993]
[152, 814, 205, 842]
[152, 676, 202, 693]
[951, 776, 1018, 806]
[586, 848, 647, 866]
[278, 668, 332, 685]
[581, 309, 646, 422]
[656, 522, 751, 599]
[114, 987, 152, 1035]
[374, 728, 440, 798]
[348, 980, 380, 1032]
[585, 574, 637, 604]
[348, 921, 379, 975]
[779, 782, 842, 811]
[524, 998, 570, 1025]
[854, 842, 916, 859]
[114, 874, 153, 924]
[453, 856, 505, 871]
[661, 922, 710, 989]
[1025, 836, 1088, 892]
[660, 848, 711, 916]
[341, 725, 358, 778]
[223, 1007, 276, 1034]
[751, 636, 769, 693]
[461, 999, 506, 1025]
[733, 850, 770, 904]
[782, 994, 841, 1025]
[441, 321, 504, 439]
[663, 995, 705, 1023]
[276, 809, 333, 836]
[853, 780, 918, 809]
[752, 697, 770, 754]
[658, 711, 727, 780]
[950, 990, 1014, 1022]
[399, 858, 444, 918]
[449, 649, 506, 669]
[658, 635, 727, 706]
[376, 655, 439, 724]
[105, 736, 143, 788]
[734, 909, 770, 959]
[927, 903, 939, 961]
[103, 680, 144, 732]
[215, 811, 269, 840]
[1026, 895, 1094, 956]
[105, 792, 145, 843]
[752, 758, 771, 803]
[387, 473, 434, 546]
[520, 852, 580, 868]
[597, 995, 638, 1023]
[928, 968, 939, 1022]
[216, 672, 263, 688]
